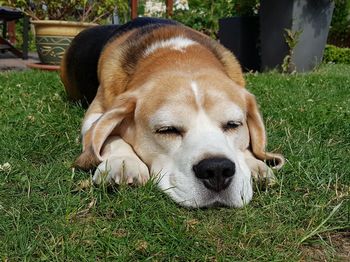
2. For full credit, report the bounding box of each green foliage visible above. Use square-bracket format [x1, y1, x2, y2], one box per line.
[172, 0, 233, 38]
[235, 0, 259, 16]
[323, 44, 350, 64]
[173, 0, 258, 38]
[282, 29, 303, 73]
[4, 0, 129, 23]
[328, 0, 350, 47]
[3, 0, 257, 36]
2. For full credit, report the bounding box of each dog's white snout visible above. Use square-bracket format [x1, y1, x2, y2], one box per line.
[183, 129, 234, 162]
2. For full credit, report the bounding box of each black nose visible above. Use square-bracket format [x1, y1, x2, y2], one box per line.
[193, 157, 235, 192]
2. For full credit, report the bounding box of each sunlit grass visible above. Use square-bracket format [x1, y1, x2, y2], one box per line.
[0, 64, 349, 260]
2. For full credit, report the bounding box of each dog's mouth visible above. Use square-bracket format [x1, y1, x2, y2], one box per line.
[201, 200, 229, 208]
[168, 187, 233, 208]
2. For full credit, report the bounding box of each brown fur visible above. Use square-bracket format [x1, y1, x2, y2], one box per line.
[96, 25, 244, 110]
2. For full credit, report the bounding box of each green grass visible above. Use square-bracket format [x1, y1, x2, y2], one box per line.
[0, 64, 349, 261]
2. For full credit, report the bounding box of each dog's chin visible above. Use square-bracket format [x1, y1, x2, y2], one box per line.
[155, 171, 254, 208]
[166, 189, 253, 208]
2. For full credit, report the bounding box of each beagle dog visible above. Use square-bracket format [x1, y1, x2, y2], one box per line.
[61, 17, 284, 208]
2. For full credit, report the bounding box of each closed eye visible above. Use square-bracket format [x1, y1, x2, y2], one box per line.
[222, 120, 242, 132]
[155, 126, 182, 136]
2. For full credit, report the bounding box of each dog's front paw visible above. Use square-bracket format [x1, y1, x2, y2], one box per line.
[93, 156, 150, 186]
[246, 158, 277, 187]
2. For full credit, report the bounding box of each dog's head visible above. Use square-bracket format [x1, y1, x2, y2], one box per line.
[76, 32, 284, 208]
[83, 77, 283, 207]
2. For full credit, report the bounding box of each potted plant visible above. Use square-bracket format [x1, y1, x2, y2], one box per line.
[259, 0, 335, 72]
[9, 0, 126, 66]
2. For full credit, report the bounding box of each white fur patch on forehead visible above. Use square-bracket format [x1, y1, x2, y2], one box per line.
[143, 36, 197, 57]
[191, 81, 203, 108]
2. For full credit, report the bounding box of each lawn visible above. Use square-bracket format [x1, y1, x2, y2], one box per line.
[0, 64, 349, 261]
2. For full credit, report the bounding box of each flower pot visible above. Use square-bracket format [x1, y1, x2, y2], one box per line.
[219, 16, 260, 72]
[31, 20, 97, 65]
[260, 0, 334, 72]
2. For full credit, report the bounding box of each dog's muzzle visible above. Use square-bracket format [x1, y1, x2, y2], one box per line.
[193, 157, 235, 192]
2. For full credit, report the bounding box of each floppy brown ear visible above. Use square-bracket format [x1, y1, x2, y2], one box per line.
[74, 96, 136, 170]
[245, 91, 285, 169]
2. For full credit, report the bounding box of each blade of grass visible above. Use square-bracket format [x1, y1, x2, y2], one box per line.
[299, 202, 343, 244]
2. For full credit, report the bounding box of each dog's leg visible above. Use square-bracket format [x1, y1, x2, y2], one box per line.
[244, 150, 276, 186]
[93, 136, 150, 185]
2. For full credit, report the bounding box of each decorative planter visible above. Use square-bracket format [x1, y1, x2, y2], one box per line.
[260, 0, 335, 72]
[219, 16, 260, 72]
[31, 20, 97, 65]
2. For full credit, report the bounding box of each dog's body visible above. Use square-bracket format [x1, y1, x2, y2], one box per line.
[61, 18, 284, 208]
